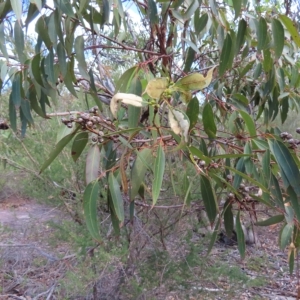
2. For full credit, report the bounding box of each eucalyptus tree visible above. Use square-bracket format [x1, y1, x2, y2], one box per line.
[1, 0, 300, 267]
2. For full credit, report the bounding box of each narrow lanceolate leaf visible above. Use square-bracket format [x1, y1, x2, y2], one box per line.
[203, 103, 216, 138]
[279, 15, 300, 48]
[257, 17, 268, 51]
[194, 12, 208, 35]
[14, 22, 25, 63]
[235, 19, 247, 55]
[235, 211, 246, 259]
[186, 97, 199, 130]
[11, 0, 22, 21]
[232, 0, 242, 19]
[168, 108, 190, 142]
[268, 139, 300, 196]
[40, 129, 78, 173]
[286, 185, 300, 223]
[130, 148, 153, 201]
[175, 66, 215, 91]
[86, 144, 101, 185]
[75, 35, 89, 80]
[280, 223, 293, 250]
[239, 110, 256, 137]
[232, 158, 245, 189]
[148, 0, 158, 25]
[9, 94, 17, 132]
[255, 215, 284, 226]
[11, 72, 22, 108]
[0, 23, 8, 60]
[54, 0, 75, 17]
[31, 53, 44, 87]
[152, 145, 165, 206]
[145, 77, 169, 99]
[108, 172, 125, 222]
[271, 19, 284, 59]
[219, 33, 232, 76]
[83, 180, 101, 241]
[200, 175, 218, 224]
[35, 16, 53, 49]
[71, 132, 89, 162]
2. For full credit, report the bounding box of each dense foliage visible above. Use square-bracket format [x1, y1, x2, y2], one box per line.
[1, 0, 300, 268]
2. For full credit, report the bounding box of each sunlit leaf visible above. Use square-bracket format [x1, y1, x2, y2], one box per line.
[279, 15, 300, 48]
[194, 11, 208, 35]
[83, 180, 101, 241]
[11, 0, 22, 21]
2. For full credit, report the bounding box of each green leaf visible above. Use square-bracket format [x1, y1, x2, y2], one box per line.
[0, 23, 9, 60]
[83, 180, 101, 241]
[271, 19, 284, 59]
[279, 15, 300, 48]
[71, 132, 89, 162]
[14, 21, 25, 63]
[223, 199, 234, 237]
[86, 144, 101, 185]
[11, 0, 22, 21]
[108, 172, 125, 222]
[255, 215, 284, 226]
[194, 12, 208, 35]
[219, 33, 232, 76]
[256, 17, 268, 51]
[11, 72, 22, 108]
[200, 175, 218, 224]
[101, 0, 110, 25]
[280, 223, 293, 250]
[130, 148, 153, 201]
[115, 66, 138, 92]
[152, 145, 165, 206]
[207, 218, 220, 256]
[75, 35, 89, 80]
[203, 103, 216, 138]
[232, 0, 242, 19]
[9, 94, 17, 132]
[235, 211, 246, 259]
[287, 185, 300, 222]
[289, 247, 295, 275]
[269, 173, 284, 208]
[35, 16, 53, 50]
[57, 42, 67, 77]
[54, 0, 75, 17]
[40, 129, 78, 173]
[31, 53, 44, 87]
[268, 139, 300, 196]
[239, 110, 256, 137]
[148, 0, 158, 25]
[186, 97, 199, 131]
[232, 158, 245, 189]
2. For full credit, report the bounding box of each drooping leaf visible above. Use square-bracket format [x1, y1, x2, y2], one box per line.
[130, 149, 152, 201]
[11, 0, 22, 21]
[175, 67, 215, 91]
[255, 215, 284, 226]
[74, 35, 89, 80]
[223, 199, 234, 237]
[256, 17, 268, 51]
[31, 53, 44, 87]
[271, 19, 284, 59]
[279, 15, 300, 48]
[83, 180, 101, 241]
[239, 110, 256, 137]
[235, 210, 246, 259]
[202, 103, 217, 139]
[168, 108, 190, 142]
[145, 77, 169, 99]
[152, 145, 165, 206]
[186, 97, 199, 131]
[11, 72, 22, 108]
[9, 94, 17, 132]
[108, 172, 125, 222]
[71, 132, 89, 162]
[280, 223, 293, 250]
[35, 16, 53, 49]
[286, 185, 300, 223]
[194, 12, 208, 35]
[40, 128, 79, 173]
[14, 21, 25, 63]
[232, 0, 242, 19]
[268, 139, 300, 196]
[200, 175, 218, 224]
[0, 23, 8, 60]
[86, 144, 101, 185]
[232, 158, 245, 189]
[219, 33, 232, 76]
[54, 0, 75, 17]
[148, 0, 158, 25]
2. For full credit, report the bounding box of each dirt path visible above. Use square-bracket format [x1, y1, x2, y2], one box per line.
[0, 194, 299, 300]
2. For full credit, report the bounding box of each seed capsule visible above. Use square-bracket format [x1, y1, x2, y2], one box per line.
[67, 123, 73, 128]
[86, 121, 93, 127]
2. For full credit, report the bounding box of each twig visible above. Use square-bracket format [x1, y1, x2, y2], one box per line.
[33, 284, 57, 300]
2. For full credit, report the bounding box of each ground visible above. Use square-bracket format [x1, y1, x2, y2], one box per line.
[0, 192, 299, 300]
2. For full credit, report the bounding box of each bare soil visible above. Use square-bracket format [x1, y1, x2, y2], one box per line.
[0, 193, 299, 300]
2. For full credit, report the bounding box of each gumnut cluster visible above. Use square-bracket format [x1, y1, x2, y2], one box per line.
[60, 106, 104, 142]
[280, 130, 300, 149]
